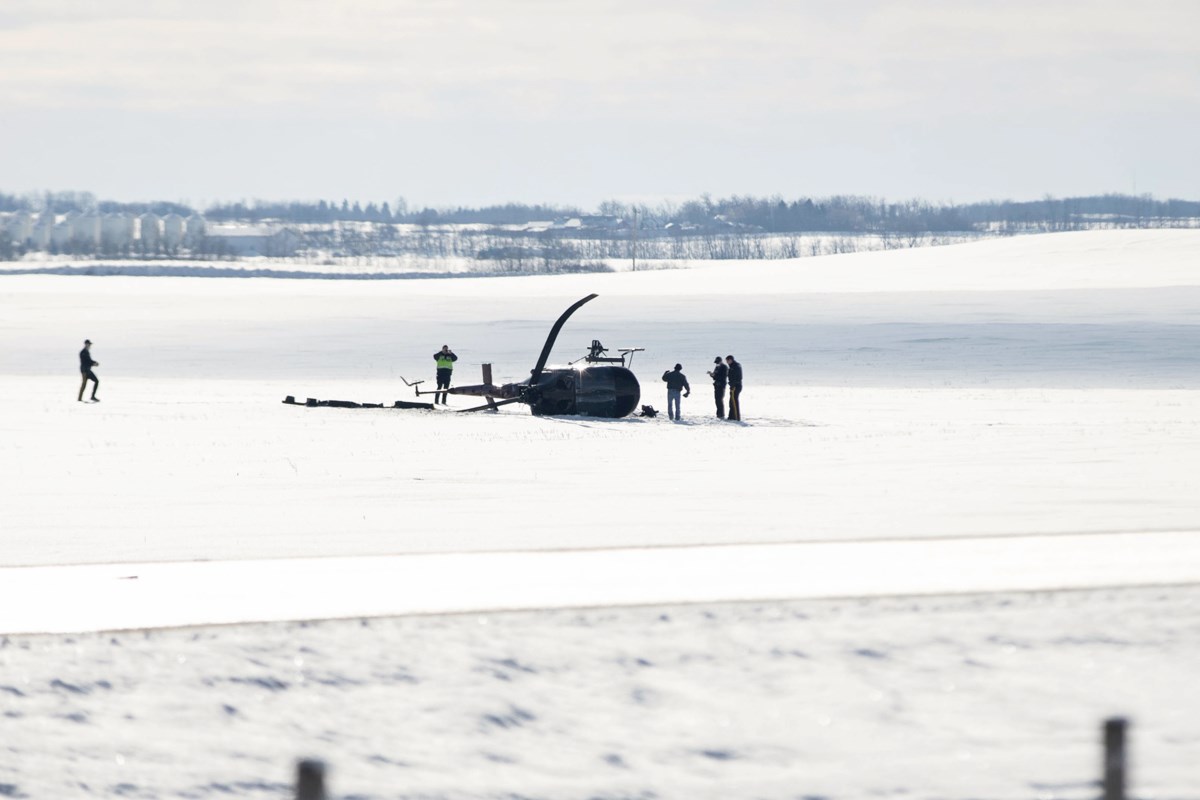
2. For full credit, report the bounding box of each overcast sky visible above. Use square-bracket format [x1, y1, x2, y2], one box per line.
[2, 0, 1197, 209]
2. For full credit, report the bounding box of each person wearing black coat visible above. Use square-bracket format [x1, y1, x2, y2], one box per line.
[706, 356, 727, 418]
[78, 339, 100, 402]
[661, 363, 691, 420]
[725, 355, 743, 421]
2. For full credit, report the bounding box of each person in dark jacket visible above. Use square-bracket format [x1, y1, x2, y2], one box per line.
[78, 339, 100, 402]
[433, 345, 458, 404]
[661, 363, 690, 420]
[706, 356, 727, 418]
[725, 355, 743, 421]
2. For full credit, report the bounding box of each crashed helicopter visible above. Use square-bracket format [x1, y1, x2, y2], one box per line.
[284, 294, 645, 418]
[407, 293, 643, 417]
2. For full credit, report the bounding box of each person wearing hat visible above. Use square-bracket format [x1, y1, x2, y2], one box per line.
[725, 354, 743, 421]
[661, 363, 691, 421]
[706, 356, 728, 419]
[78, 339, 100, 402]
[432, 344, 458, 404]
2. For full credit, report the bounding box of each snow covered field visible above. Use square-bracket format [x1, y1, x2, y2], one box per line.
[2, 229, 1199, 797]
[2, 588, 1198, 800]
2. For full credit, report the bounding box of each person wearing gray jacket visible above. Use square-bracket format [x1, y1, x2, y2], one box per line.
[662, 363, 691, 420]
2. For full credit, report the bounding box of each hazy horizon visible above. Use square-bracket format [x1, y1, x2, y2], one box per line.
[3, 1, 1197, 209]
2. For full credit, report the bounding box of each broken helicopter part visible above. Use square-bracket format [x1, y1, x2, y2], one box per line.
[283, 396, 434, 410]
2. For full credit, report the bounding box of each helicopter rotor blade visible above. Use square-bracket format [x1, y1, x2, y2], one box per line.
[456, 397, 523, 413]
[529, 294, 598, 384]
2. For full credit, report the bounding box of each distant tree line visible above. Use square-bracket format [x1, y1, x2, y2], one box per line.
[4, 190, 1199, 233]
[615, 193, 1200, 233]
[952, 194, 1200, 231]
[204, 199, 397, 224]
[188, 192, 1200, 231]
[201, 199, 585, 226]
[0, 191, 193, 218]
[96, 200, 194, 217]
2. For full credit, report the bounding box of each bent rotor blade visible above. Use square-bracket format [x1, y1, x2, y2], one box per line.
[456, 397, 523, 413]
[529, 294, 598, 384]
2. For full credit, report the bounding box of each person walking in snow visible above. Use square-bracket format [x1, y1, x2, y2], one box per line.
[725, 355, 743, 421]
[78, 339, 100, 402]
[433, 344, 458, 404]
[662, 363, 691, 420]
[706, 356, 727, 419]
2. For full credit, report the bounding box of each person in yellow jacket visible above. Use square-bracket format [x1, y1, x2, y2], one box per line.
[433, 345, 458, 404]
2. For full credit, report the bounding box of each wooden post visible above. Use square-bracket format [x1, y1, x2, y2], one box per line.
[296, 759, 326, 800]
[1103, 717, 1128, 800]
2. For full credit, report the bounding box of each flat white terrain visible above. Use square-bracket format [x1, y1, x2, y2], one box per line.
[1, 229, 1198, 798]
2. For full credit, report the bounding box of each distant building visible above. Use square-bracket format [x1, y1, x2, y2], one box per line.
[70, 213, 101, 248]
[101, 213, 135, 250]
[184, 214, 206, 248]
[204, 224, 303, 257]
[32, 213, 54, 249]
[554, 215, 625, 231]
[137, 213, 162, 250]
[3, 212, 33, 244]
[51, 219, 72, 250]
[579, 215, 624, 229]
[162, 213, 185, 249]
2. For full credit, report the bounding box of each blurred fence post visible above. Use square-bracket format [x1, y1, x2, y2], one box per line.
[1103, 717, 1128, 800]
[296, 759, 326, 800]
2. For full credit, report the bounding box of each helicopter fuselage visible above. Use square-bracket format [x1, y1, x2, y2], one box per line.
[526, 365, 640, 417]
[447, 363, 641, 418]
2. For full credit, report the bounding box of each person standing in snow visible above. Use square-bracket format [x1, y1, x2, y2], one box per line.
[78, 339, 100, 402]
[433, 344, 458, 404]
[706, 356, 727, 419]
[725, 355, 743, 421]
[662, 363, 690, 420]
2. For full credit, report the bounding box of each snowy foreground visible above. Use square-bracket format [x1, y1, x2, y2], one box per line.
[2, 588, 1198, 800]
[2, 229, 1199, 798]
